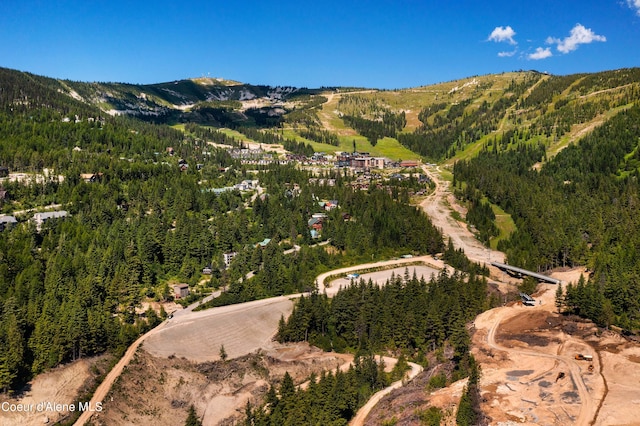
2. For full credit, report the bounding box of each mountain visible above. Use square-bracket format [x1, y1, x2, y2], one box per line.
[4, 66, 640, 163]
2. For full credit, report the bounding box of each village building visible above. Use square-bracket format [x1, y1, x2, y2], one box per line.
[400, 160, 420, 168]
[0, 215, 17, 232]
[173, 284, 189, 299]
[223, 252, 237, 268]
[32, 211, 68, 231]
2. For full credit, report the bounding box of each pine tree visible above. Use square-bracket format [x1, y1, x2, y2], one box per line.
[555, 283, 564, 313]
[185, 404, 202, 426]
[219, 344, 228, 362]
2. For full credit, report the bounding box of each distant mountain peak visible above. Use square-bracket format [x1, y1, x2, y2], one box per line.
[190, 77, 242, 87]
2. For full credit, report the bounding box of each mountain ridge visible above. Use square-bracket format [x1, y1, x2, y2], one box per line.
[2, 66, 640, 162]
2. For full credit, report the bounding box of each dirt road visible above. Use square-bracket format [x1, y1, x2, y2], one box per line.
[73, 324, 167, 426]
[420, 165, 504, 265]
[350, 360, 424, 426]
[315, 256, 445, 296]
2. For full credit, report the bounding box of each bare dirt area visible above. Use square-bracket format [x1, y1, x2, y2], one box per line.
[0, 355, 110, 426]
[474, 292, 597, 424]
[360, 359, 468, 426]
[419, 165, 504, 266]
[589, 333, 640, 425]
[89, 343, 352, 426]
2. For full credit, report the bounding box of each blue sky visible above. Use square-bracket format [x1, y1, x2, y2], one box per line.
[1, 0, 639, 88]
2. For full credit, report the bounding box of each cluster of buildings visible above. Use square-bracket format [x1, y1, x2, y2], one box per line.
[284, 151, 421, 172]
[228, 148, 277, 165]
[205, 179, 260, 195]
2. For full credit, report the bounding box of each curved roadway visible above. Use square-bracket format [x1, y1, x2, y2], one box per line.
[75, 257, 443, 425]
[77, 165, 598, 425]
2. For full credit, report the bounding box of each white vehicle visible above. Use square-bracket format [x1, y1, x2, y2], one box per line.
[345, 273, 360, 279]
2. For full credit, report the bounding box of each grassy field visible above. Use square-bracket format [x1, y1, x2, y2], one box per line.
[217, 128, 260, 144]
[490, 203, 516, 250]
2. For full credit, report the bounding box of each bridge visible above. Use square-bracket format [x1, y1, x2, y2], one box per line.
[490, 261, 561, 285]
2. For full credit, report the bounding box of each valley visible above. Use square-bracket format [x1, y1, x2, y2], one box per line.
[2, 66, 640, 425]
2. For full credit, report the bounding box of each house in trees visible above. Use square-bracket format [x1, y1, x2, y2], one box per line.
[80, 173, 101, 183]
[308, 217, 323, 231]
[32, 210, 68, 231]
[223, 252, 237, 268]
[256, 238, 271, 248]
[0, 215, 17, 231]
[323, 200, 339, 211]
[173, 284, 189, 299]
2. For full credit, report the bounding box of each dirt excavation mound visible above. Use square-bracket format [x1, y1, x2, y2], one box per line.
[0, 356, 111, 426]
[472, 279, 640, 426]
[89, 343, 352, 426]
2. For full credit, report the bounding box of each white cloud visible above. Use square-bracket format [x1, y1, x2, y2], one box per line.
[547, 24, 606, 54]
[488, 26, 517, 45]
[628, 0, 640, 16]
[498, 50, 517, 57]
[528, 47, 553, 60]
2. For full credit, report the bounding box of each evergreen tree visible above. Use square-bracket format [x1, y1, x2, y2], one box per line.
[219, 344, 228, 362]
[555, 283, 564, 313]
[185, 404, 202, 426]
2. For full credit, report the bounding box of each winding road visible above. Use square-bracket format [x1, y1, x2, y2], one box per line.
[76, 163, 600, 425]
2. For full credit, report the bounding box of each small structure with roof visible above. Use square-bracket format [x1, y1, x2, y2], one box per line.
[173, 284, 189, 299]
[223, 252, 237, 268]
[256, 238, 271, 248]
[32, 210, 68, 231]
[519, 292, 536, 306]
[0, 215, 17, 231]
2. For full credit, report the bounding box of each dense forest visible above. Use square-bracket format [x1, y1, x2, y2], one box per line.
[267, 270, 491, 424]
[245, 357, 397, 425]
[278, 271, 491, 356]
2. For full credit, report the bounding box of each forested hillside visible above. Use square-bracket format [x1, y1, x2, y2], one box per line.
[454, 104, 640, 330]
[0, 68, 444, 392]
[262, 270, 490, 424]
[3, 65, 640, 397]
